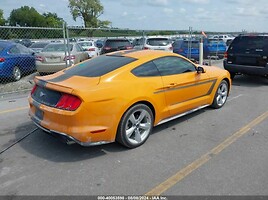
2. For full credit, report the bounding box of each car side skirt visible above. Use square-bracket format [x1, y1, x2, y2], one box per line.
[156, 104, 210, 126]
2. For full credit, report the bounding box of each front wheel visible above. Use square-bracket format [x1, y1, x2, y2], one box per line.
[211, 80, 229, 109]
[116, 104, 154, 148]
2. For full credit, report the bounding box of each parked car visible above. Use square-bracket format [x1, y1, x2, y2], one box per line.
[134, 37, 173, 52]
[172, 40, 209, 61]
[36, 43, 89, 75]
[29, 42, 50, 53]
[77, 40, 100, 58]
[211, 35, 235, 44]
[204, 38, 227, 59]
[100, 38, 133, 54]
[0, 41, 36, 81]
[29, 50, 231, 148]
[224, 33, 268, 79]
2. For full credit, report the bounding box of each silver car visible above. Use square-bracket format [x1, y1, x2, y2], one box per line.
[36, 43, 89, 74]
[133, 37, 173, 52]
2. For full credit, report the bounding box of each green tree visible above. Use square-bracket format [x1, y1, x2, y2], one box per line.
[43, 12, 64, 27]
[68, 0, 111, 32]
[9, 6, 46, 27]
[0, 9, 5, 25]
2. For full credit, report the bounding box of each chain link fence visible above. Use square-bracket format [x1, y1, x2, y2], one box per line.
[0, 25, 232, 94]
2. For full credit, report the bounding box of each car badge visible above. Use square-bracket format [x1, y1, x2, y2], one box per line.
[39, 91, 46, 98]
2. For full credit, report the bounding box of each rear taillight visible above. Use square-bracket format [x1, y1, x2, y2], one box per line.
[0, 57, 5, 62]
[64, 55, 76, 61]
[224, 51, 228, 59]
[55, 93, 81, 111]
[126, 46, 133, 50]
[36, 56, 44, 62]
[88, 48, 95, 51]
[169, 46, 173, 51]
[31, 84, 37, 95]
[104, 46, 111, 50]
[143, 47, 149, 50]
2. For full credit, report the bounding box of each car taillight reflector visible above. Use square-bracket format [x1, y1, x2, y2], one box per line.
[143, 47, 149, 50]
[31, 84, 37, 95]
[169, 47, 173, 51]
[64, 55, 76, 61]
[0, 57, 5, 62]
[36, 56, 44, 62]
[88, 48, 95, 51]
[104, 47, 111, 50]
[224, 51, 228, 59]
[55, 93, 81, 111]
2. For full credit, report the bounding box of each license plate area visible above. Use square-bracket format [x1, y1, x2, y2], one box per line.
[35, 107, 44, 121]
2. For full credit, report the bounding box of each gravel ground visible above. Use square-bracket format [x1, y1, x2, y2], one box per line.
[0, 72, 37, 94]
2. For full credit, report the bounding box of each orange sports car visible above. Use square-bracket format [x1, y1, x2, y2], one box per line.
[28, 50, 231, 148]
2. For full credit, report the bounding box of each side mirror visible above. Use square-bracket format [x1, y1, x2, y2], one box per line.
[197, 66, 205, 74]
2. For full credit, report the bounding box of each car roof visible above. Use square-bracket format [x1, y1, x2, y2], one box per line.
[0, 41, 16, 48]
[106, 49, 176, 60]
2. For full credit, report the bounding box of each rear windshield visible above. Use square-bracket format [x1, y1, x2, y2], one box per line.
[147, 38, 170, 46]
[64, 55, 137, 77]
[79, 42, 94, 47]
[230, 36, 268, 52]
[105, 40, 131, 48]
[29, 43, 49, 48]
[42, 44, 73, 52]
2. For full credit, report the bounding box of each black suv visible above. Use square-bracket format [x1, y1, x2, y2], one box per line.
[100, 38, 133, 55]
[223, 34, 268, 79]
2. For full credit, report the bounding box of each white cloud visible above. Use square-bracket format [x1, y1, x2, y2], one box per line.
[163, 8, 173, 14]
[147, 0, 168, 6]
[183, 0, 210, 4]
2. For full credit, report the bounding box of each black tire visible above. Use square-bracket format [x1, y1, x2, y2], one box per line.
[12, 66, 21, 81]
[116, 104, 154, 148]
[211, 80, 229, 109]
[230, 72, 236, 80]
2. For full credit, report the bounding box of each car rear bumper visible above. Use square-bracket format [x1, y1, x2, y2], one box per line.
[28, 97, 114, 146]
[224, 60, 268, 76]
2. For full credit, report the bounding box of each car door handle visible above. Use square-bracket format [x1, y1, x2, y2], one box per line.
[168, 83, 178, 87]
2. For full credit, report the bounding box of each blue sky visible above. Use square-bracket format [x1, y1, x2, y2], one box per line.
[1, 0, 268, 32]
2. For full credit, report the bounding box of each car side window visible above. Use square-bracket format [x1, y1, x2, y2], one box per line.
[76, 44, 83, 52]
[9, 46, 20, 54]
[132, 61, 160, 77]
[17, 44, 32, 54]
[153, 56, 196, 76]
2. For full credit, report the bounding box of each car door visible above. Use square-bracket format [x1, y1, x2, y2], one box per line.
[153, 56, 213, 116]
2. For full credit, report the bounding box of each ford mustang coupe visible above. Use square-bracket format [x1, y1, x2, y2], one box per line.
[29, 50, 231, 148]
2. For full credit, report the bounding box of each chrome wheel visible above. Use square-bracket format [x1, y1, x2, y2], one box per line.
[116, 104, 154, 148]
[211, 80, 228, 109]
[13, 66, 21, 81]
[125, 109, 152, 145]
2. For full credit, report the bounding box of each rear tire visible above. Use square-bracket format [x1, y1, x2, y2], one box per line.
[230, 72, 236, 80]
[211, 80, 229, 109]
[12, 66, 21, 81]
[116, 104, 154, 148]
